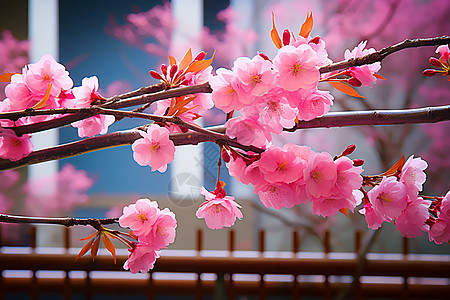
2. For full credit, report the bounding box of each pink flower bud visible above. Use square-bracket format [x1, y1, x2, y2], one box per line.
[348, 77, 362, 87]
[283, 29, 290, 46]
[194, 51, 206, 61]
[149, 70, 163, 80]
[353, 159, 364, 167]
[422, 69, 437, 77]
[169, 64, 178, 79]
[342, 144, 356, 156]
[429, 57, 442, 68]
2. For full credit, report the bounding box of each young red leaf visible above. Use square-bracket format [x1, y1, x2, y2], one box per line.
[381, 153, 406, 176]
[102, 233, 116, 264]
[0, 71, 19, 82]
[168, 55, 177, 66]
[79, 231, 98, 241]
[328, 81, 364, 98]
[339, 208, 349, 217]
[179, 48, 193, 71]
[90, 235, 101, 261]
[374, 73, 387, 80]
[75, 236, 95, 262]
[32, 83, 52, 109]
[270, 12, 282, 49]
[299, 12, 313, 38]
[186, 51, 215, 74]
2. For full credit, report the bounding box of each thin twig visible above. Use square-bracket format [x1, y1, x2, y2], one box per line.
[0, 214, 118, 230]
[320, 36, 450, 74]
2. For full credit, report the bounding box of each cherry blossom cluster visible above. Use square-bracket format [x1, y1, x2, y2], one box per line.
[226, 144, 363, 218]
[210, 19, 380, 148]
[118, 198, 177, 274]
[0, 55, 115, 161]
[359, 155, 450, 243]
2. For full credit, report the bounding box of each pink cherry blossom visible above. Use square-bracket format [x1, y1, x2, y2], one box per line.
[297, 89, 333, 121]
[184, 66, 214, 111]
[359, 201, 389, 230]
[257, 182, 301, 209]
[0, 193, 13, 213]
[428, 218, 450, 245]
[123, 243, 160, 274]
[395, 197, 430, 238]
[243, 88, 298, 134]
[209, 68, 249, 113]
[436, 44, 449, 61]
[119, 198, 160, 236]
[233, 55, 276, 97]
[225, 115, 271, 148]
[69, 76, 102, 108]
[196, 187, 243, 230]
[439, 191, 450, 221]
[303, 151, 337, 199]
[132, 124, 175, 172]
[312, 190, 363, 217]
[368, 176, 408, 220]
[0, 127, 33, 161]
[334, 156, 363, 198]
[344, 41, 381, 86]
[5, 74, 34, 110]
[139, 208, 177, 249]
[71, 114, 115, 138]
[399, 155, 428, 200]
[24, 54, 73, 97]
[258, 146, 305, 184]
[273, 44, 320, 91]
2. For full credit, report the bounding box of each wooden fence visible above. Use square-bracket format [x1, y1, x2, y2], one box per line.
[0, 226, 449, 299]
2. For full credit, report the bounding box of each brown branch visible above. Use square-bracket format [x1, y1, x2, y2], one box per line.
[1, 105, 448, 171]
[285, 105, 450, 131]
[319, 36, 450, 74]
[0, 214, 118, 230]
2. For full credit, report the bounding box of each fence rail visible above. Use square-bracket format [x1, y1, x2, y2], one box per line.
[1, 225, 449, 300]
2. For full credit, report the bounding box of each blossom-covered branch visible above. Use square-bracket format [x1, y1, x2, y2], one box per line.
[1, 105, 448, 171]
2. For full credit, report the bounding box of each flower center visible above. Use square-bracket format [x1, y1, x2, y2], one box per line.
[292, 63, 302, 75]
[150, 143, 160, 152]
[137, 212, 147, 221]
[311, 170, 321, 181]
[12, 139, 22, 147]
[278, 161, 288, 171]
[226, 87, 236, 95]
[379, 193, 393, 203]
[43, 74, 51, 81]
[251, 74, 261, 86]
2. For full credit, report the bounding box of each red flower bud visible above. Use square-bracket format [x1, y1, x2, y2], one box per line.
[149, 70, 163, 80]
[353, 159, 364, 167]
[194, 51, 206, 61]
[309, 36, 321, 45]
[258, 52, 272, 62]
[342, 144, 356, 156]
[169, 64, 178, 79]
[161, 64, 168, 76]
[179, 79, 189, 86]
[283, 29, 291, 46]
[429, 57, 442, 68]
[222, 150, 231, 163]
[348, 77, 362, 87]
[422, 69, 437, 77]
